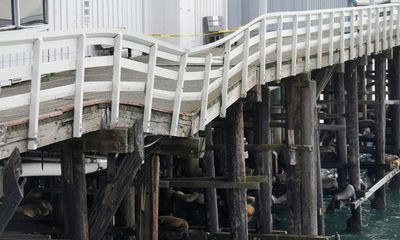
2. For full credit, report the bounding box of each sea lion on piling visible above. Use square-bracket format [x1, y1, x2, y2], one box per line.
[328, 184, 356, 210]
[333, 184, 356, 202]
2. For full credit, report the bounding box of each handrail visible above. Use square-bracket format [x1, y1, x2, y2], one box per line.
[0, 4, 400, 151]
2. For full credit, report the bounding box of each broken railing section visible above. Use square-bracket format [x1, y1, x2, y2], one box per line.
[0, 148, 24, 233]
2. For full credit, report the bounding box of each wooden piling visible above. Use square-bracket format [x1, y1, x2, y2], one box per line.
[203, 124, 220, 233]
[388, 47, 400, 191]
[300, 76, 318, 236]
[372, 54, 386, 209]
[358, 60, 368, 120]
[285, 77, 302, 235]
[334, 68, 348, 190]
[89, 124, 144, 240]
[61, 140, 89, 240]
[140, 154, 160, 240]
[344, 60, 362, 232]
[254, 85, 272, 234]
[224, 101, 248, 240]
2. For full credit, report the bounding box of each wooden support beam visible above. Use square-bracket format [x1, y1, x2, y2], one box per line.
[0, 148, 23, 233]
[254, 85, 273, 234]
[61, 139, 89, 240]
[160, 179, 262, 189]
[300, 78, 318, 236]
[151, 136, 205, 159]
[0, 166, 3, 199]
[315, 66, 335, 98]
[388, 47, 400, 191]
[140, 154, 160, 240]
[208, 232, 328, 240]
[358, 61, 368, 120]
[116, 186, 136, 240]
[285, 76, 302, 235]
[203, 125, 219, 233]
[334, 72, 348, 190]
[224, 101, 248, 240]
[88, 123, 144, 240]
[372, 54, 387, 209]
[345, 60, 361, 232]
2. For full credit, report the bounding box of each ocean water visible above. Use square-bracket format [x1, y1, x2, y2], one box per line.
[275, 191, 400, 240]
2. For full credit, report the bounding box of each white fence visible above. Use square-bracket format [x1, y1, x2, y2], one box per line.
[0, 4, 399, 150]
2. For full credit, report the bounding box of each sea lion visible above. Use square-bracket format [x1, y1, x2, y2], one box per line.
[385, 154, 400, 170]
[158, 216, 189, 231]
[16, 200, 53, 218]
[322, 178, 339, 190]
[333, 184, 356, 202]
[174, 191, 204, 204]
[329, 184, 356, 210]
[247, 204, 255, 218]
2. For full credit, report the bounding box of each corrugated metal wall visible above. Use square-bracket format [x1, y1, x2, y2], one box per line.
[268, 0, 349, 12]
[229, 0, 349, 28]
[47, 0, 143, 32]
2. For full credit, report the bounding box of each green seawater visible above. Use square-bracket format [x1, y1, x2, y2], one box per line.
[275, 191, 400, 240]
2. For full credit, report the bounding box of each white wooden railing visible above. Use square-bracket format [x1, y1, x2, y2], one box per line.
[1, 4, 400, 150]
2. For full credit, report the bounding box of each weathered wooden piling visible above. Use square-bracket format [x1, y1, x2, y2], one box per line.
[285, 77, 302, 235]
[0, 148, 23, 233]
[89, 125, 144, 240]
[372, 54, 387, 209]
[334, 66, 348, 190]
[254, 85, 272, 234]
[344, 60, 362, 232]
[224, 101, 248, 240]
[388, 47, 400, 191]
[139, 154, 160, 240]
[300, 75, 318, 236]
[61, 140, 89, 240]
[203, 124, 219, 233]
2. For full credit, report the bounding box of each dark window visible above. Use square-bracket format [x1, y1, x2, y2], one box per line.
[0, 0, 13, 27]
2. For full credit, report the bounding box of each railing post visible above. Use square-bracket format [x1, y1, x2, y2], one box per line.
[73, 34, 86, 138]
[220, 40, 231, 118]
[305, 14, 311, 71]
[383, 6, 388, 50]
[110, 33, 123, 126]
[276, 15, 283, 80]
[350, 10, 355, 60]
[317, 12, 323, 69]
[259, 18, 266, 85]
[241, 28, 250, 98]
[358, 9, 364, 57]
[199, 54, 212, 131]
[291, 14, 298, 76]
[375, 7, 380, 53]
[389, 6, 394, 49]
[397, 6, 400, 46]
[367, 8, 373, 55]
[340, 10, 345, 64]
[28, 38, 43, 150]
[329, 12, 334, 65]
[143, 43, 158, 133]
[170, 53, 188, 136]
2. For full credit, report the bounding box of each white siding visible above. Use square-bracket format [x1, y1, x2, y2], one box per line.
[229, 0, 349, 28]
[144, 0, 227, 48]
[48, 0, 143, 32]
